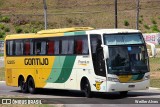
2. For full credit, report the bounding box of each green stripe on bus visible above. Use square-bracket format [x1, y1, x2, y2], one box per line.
[46, 56, 66, 83]
[55, 56, 76, 83]
[65, 31, 86, 36]
[75, 31, 86, 35]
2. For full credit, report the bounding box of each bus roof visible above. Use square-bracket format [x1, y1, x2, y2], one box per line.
[86, 29, 141, 34]
[37, 27, 94, 34]
[5, 28, 141, 40]
[5, 33, 36, 40]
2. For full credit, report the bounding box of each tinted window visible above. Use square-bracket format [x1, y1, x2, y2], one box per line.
[6, 41, 14, 56]
[104, 33, 144, 45]
[75, 36, 89, 55]
[35, 40, 47, 55]
[15, 40, 24, 55]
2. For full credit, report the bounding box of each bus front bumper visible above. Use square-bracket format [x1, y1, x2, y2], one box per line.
[106, 80, 150, 92]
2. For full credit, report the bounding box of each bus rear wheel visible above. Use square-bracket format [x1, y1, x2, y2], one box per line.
[28, 77, 36, 94]
[19, 77, 28, 93]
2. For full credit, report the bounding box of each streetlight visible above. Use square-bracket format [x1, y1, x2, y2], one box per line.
[136, 0, 140, 30]
[115, 0, 118, 28]
[43, 0, 47, 30]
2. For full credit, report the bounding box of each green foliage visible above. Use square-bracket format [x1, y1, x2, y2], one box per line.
[124, 20, 129, 26]
[158, 16, 160, 19]
[140, 15, 143, 18]
[15, 27, 23, 33]
[0, 16, 10, 23]
[151, 18, 157, 24]
[139, 18, 143, 24]
[24, 29, 29, 33]
[143, 24, 150, 30]
[150, 24, 160, 32]
[4, 27, 10, 32]
[0, 24, 5, 30]
[151, 25, 160, 33]
[31, 28, 37, 33]
[0, 31, 5, 38]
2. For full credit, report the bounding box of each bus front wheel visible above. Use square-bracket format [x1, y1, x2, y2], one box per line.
[119, 91, 128, 96]
[83, 80, 92, 98]
[28, 77, 36, 94]
[19, 77, 28, 93]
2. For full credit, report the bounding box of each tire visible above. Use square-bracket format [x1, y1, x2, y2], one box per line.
[83, 80, 92, 98]
[28, 77, 36, 94]
[120, 91, 128, 97]
[19, 78, 28, 93]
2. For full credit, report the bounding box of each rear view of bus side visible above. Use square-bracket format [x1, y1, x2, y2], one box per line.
[4, 27, 150, 97]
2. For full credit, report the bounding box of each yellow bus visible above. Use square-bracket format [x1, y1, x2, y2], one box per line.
[4, 27, 150, 97]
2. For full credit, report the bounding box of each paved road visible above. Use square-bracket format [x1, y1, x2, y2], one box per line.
[0, 82, 160, 107]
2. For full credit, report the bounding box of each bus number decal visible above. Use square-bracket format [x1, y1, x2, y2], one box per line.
[93, 81, 103, 90]
[7, 60, 15, 64]
[24, 58, 49, 65]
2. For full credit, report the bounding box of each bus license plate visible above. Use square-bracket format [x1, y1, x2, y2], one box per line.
[128, 85, 135, 88]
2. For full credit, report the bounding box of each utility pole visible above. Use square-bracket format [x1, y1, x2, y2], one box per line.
[115, 0, 118, 28]
[43, 0, 47, 30]
[136, 0, 140, 30]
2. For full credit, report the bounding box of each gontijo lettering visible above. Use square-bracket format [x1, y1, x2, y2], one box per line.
[24, 58, 49, 65]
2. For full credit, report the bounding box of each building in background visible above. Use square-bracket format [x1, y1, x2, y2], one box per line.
[143, 33, 160, 45]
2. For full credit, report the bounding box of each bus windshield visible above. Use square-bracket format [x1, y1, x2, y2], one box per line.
[103, 33, 149, 75]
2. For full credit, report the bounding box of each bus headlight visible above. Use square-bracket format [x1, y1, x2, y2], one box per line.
[107, 77, 119, 82]
[144, 75, 150, 80]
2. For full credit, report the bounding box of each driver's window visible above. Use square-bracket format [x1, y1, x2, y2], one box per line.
[90, 34, 106, 77]
[90, 35, 102, 54]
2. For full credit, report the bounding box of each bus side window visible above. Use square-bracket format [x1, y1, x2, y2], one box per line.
[82, 38, 89, 54]
[75, 36, 89, 55]
[75, 40, 82, 54]
[47, 41, 54, 55]
[35, 40, 47, 55]
[54, 40, 60, 54]
[24, 41, 30, 55]
[68, 39, 74, 54]
[7, 40, 14, 56]
[61, 37, 74, 55]
[15, 40, 24, 56]
[61, 39, 68, 54]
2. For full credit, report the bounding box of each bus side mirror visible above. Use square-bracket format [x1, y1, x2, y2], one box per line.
[101, 45, 109, 60]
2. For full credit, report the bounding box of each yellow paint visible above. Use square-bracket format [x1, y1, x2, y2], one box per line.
[95, 81, 103, 90]
[5, 56, 56, 88]
[79, 64, 87, 66]
[118, 75, 132, 83]
[37, 27, 94, 34]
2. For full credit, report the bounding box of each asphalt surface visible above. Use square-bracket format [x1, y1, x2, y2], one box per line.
[0, 82, 160, 106]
